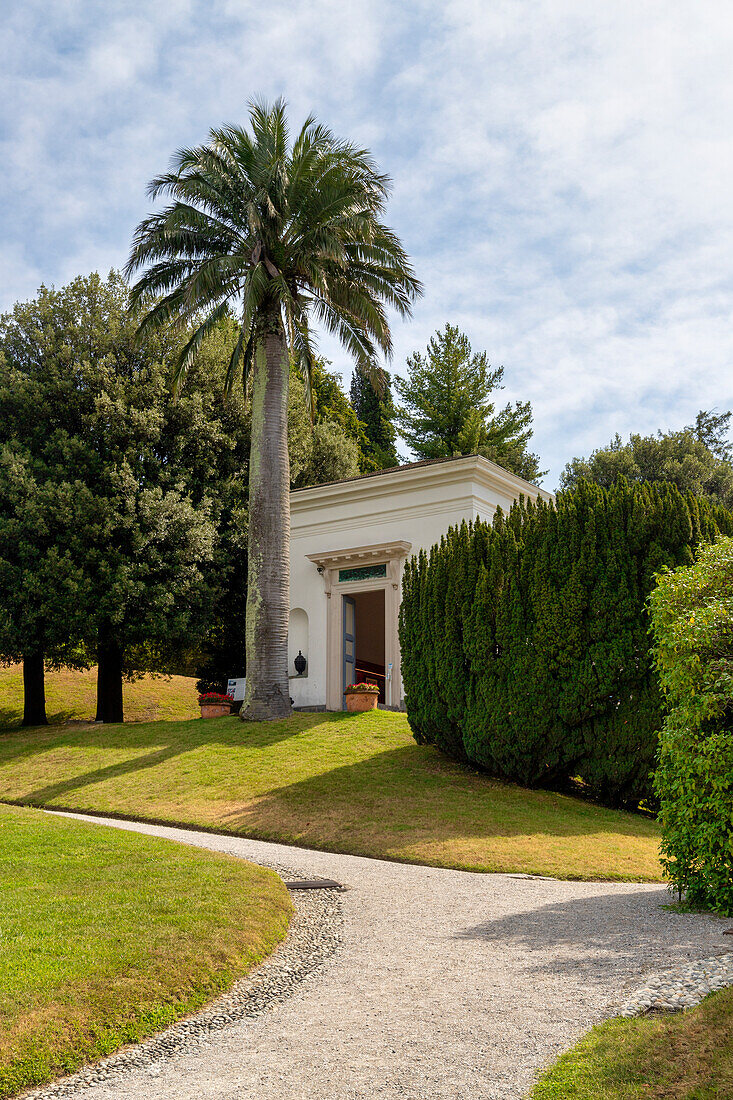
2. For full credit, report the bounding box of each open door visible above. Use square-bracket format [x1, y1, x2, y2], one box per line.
[352, 589, 386, 703]
[342, 595, 356, 709]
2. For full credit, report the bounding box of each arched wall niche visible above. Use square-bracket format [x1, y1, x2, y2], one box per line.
[288, 607, 309, 677]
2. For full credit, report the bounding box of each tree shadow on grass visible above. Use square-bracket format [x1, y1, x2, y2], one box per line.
[217, 744, 661, 841]
[0, 708, 86, 732]
[2, 712, 341, 805]
[18, 743, 197, 806]
[2, 713, 661, 849]
[0, 710, 333, 758]
[452, 888, 726, 982]
[0, 712, 94, 768]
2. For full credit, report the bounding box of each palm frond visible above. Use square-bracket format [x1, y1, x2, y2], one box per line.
[224, 323, 254, 399]
[126, 98, 422, 394]
[309, 294, 378, 372]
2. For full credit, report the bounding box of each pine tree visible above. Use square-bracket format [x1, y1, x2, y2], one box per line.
[394, 324, 544, 482]
[350, 364, 400, 471]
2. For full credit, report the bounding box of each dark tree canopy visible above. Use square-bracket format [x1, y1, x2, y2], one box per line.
[287, 368, 361, 490]
[350, 363, 400, 470]
[394, 324, 544, 483]
[310, 360, 366, 447]
[0, 273, 232, 722]
[560, 411, 733, 507]
[0, 435, 90, 724]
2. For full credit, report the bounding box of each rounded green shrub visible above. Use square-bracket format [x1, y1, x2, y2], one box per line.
[650, 537, 733, 914]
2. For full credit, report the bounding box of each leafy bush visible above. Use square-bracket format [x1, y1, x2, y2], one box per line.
[400, 478, 732, 808]
[650, 537, 733, 914]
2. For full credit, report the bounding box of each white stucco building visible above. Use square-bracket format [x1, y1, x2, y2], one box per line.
[288, 454, 551, 711]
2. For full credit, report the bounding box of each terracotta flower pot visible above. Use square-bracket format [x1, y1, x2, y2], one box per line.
[200, 703, 232, 719]
[344, 690, 378, 712]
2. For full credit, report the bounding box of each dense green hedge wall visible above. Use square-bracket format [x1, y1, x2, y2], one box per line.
[650, 537, 733, 914]
[400, 478, 732, 807]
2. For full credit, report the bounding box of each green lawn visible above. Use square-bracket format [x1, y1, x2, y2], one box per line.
[0, 663, 199, 728]
[531, 987, 733, 1098]
[0, 709, 662, 880]
[0, 803, 291, 1098]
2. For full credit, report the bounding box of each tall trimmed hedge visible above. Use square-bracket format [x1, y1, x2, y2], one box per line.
[650, 537, 733, 914]
[400, 478, 732, 807]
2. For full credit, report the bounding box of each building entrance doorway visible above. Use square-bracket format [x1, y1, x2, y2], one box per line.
[307, 540, 410, 711]
[342, 589, 386, 705]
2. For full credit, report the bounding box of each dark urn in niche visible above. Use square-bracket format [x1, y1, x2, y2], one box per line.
[294, 650, 307, 676]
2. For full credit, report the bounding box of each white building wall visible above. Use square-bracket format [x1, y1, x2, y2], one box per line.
[287, 455, 550, 709]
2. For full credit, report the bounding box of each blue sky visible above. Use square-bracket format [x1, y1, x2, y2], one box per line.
[2, 1, 733, 486]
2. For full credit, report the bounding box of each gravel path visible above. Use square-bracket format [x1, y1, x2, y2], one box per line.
[33, 812, 731, 1100]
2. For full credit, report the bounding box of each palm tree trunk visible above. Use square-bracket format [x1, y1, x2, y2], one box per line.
[22, 649, 48, 727]
[241, 307, 292, 721]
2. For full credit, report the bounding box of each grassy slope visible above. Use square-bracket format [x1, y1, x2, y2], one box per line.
[531, 987, 733, 1099]
[0, 803, 291, 1099]
[0, 710, 662, 880]
[0, 663, 199, 728]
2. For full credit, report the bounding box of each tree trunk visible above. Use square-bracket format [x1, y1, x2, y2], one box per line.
[96, 623, 124, 723]
[22, 650, 48, 726]
[241, 308, 292, 721]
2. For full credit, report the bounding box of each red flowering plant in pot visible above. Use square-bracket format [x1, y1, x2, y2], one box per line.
[198, 692, 234, 719]
[343, 682, 379, 713]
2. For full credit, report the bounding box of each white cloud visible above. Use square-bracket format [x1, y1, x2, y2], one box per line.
[2, 0, 733, 484]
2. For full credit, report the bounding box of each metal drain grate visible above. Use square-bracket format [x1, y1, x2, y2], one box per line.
[283, 878, 344, 891]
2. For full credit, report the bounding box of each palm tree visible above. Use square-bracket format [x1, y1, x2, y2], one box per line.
[125, 99, 421, 720]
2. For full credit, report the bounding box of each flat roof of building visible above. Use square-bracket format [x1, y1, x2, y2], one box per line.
[291, 452, 546, 496]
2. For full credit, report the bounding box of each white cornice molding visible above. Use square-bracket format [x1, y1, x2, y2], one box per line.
[291, 454, 551, 514]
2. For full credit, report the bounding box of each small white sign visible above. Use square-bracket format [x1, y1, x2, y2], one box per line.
[227, 677, 246, 701]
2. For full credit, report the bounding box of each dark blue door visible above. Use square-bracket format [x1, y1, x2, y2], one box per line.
[342, 595, 356, 709]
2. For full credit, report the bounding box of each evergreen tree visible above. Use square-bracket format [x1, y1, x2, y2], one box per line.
[350, 363, 400, 470]
[287, 370, 361, 489]
[0, 273, 221, 722]
[1, 275, 360, 713]
[395, 324, 544, 482]
[311, 360, 368, 454]
[400, 478, 733, 808]
[560, 411, 733, 507]
[691, 409, 732, 461]
[0, 441, 90, 725]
